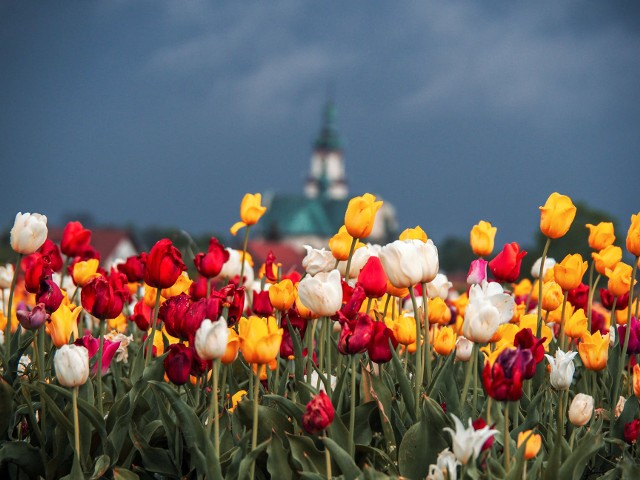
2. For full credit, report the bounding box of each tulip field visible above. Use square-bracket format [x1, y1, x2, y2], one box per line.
[1, 192, 640, 479]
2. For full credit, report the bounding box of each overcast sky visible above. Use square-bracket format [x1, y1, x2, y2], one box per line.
[1, 1, 639, 248]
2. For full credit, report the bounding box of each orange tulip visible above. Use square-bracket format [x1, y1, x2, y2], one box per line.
[578, 331, 609, 371]
[328, 226, 362, 261]
[470, 220, 497, 257]
[541, 281, 564, 312]
[606, 262, 636, 297]
[627, 213, 640, 256]
[268, 279, 297, 311]
[517, 430, 542, 459]
[539, 192, 577, 239]
[221, 328, 240, 365]
[344, 193, 383, 239]
[399, 226, 428, 242]
[592, 245, 622, 276]
[554, 254, 588, 291]
[586, 222, 615, 251]
[433, 326, 456, 356]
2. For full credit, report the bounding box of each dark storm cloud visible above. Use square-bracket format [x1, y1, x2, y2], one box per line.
[1, 1, 638, 247]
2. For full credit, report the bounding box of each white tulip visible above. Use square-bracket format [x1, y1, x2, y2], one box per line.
[426, 273, 452, 300]
[545, 349, 577, 390]
[338, 245, 370, 278]
[531, 256, 556, 279]
[0, 264, 14, 289]
[379, 239, 439, 288]
[195, 318, 229, 361]
[462, 281, 515, 343]
[427, 448, 460, 480]
[444, 414, 498, 465]
[302, 245, 335, 275]
[10, 212, 48, 255]
[455, 337, 474, 362]
[568, 393, 594, 426]
[54, 345, 89, 387]
[297, 269, 343, 317]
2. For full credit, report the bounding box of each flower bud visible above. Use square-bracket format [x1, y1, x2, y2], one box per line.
[466, 259, 487, 285]
[195, 318, 229, 361]
[297, 270, 343, 317]
[568, 393, 594, 426]
[10, 212, 48, 255]
[541, 281, 564, 312]
[455, 337, 474, 362]
[302, 391, 335, 434]
[344, 193, 383, 239]
[470, 221, 497, 257]
[517, 430, 542, 459]
[54, 344, 89, 387]
[545, 349, 576, 390]
[302, 245, 335, 275]
[627, 213, 640, 257]
[539, 192, 577, 239]
[586, 222, 615, 251]
[16, 303, 49, 330]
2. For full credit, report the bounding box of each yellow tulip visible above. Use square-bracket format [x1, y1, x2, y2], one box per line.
[238, 316, 283, 365]
[615, 300, 638, 326]
[221, 328, 240, 365]
[143, 283, 165, 308]
[539, 192, 577, 239]
[578, 331, 609, 371]
[564, 308, 588, 339]
[517, 430, 542, 459]
[427, 297, 450, 325]
[627, 213, 640, 257]
[0, 310, 19, 335]
[328, 225, 363, 261]
[230, 193, 267, 236]
[228, 389, 248, 412]
[451, 293, 469, 318]
[269, 279, 297, 311]
[47, 304, 82, 347]
[344, 193, 383, 239]
[541, 281, 564, 312]
[399, 226, 428, 242]
[469, 220, 497, 257]
[586, 222, 615, 251]
[386, 280, 409, 299]
[433, 326, 456, 356]
[546, 302, 574, 325]
[513, 278, 533, 298]
[72, 259, 100, 287]
[295, 296, 319, 320]
[161, 271, 192, 298]
[633, 364, 640, 398]
[553, 254, 588, 291]
[606, 262, 636, 297]
[393, 314, 417, 346]
[108, 312, 128, 333]
[592, 245, 622, 276]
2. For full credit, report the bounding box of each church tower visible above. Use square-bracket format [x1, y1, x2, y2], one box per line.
[304, 101, 348, 200]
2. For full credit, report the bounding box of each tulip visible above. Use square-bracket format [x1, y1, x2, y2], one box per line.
[553, 254, 588, 291]
[37, 277, 64, 313]
[164, 343, 194, 385]
[578, 331, 609, 371]
[338, 313, 374, 355]
[338, 246, 370, 279]
[568, 393, 594, 426]
[539, 192, 577, 239]
[489, 243, 527, 283]
[568, 283, 589, 310]
[624, 420, 640, 444]
[463, 281, 515, 344]
[194, 237, 229, 278]
[368, 321, 397, 363]
[269, 279, 297, 311]
[302, 391, 335, 435]
[592, 245, 622, 276]
[344, 193, 383, 239]
[545, 349, 577, 390]
[540, 281, 564, 312]
[144, 239, 187, 289]
[427, 449, 459, 480]
[0, 263, 14, 289]
[470, 221, 497, 257]
[393, 313, 417, 346]
[399, 226, 428, 242]
[54, 344, 89, 387]
[38, 239, 63, 272]
[379, 239, 439, 288]
[161, 271, 192, 298]
[466, 259, 488, 285]
[428, 297, 450, 326]
[606, 262, 636, 297]
[230, 193, 267, 236]
[297, 269, 343, 317]
[47, 303, 81, 348]
[357, 256, 388, 299]
[195, 317, 229, 361]
[251, 290, 274, 317]
[72, 259, 100, 287]
[434, 326, 456, 356]
[513, 328, 546, 367]
[634, 364, 640, 398]
[426, 273, 452, 300]
[10, 212, 48, 255]
[60, 221, 92, 258]
[586, 222, 615, 251]
[618, 317, 640, 355]
[217, 248, 254, 288]
[517, 430, 542, 460]
[455, 337, 474, 361]
[444, 414, 498, 465]
[482, 348, 530, 401]
[73, 332, 121, 374]
[117, 253, 147, 283]
[16, 303, 49, 330]
[531, 256, 556, 280]
[238, 315, 283, 365]
[627, 213, 640, 256]
[328, 226, 362, 261]
[302, 245, 335, 275]
[221, 328, 240, 364]
[564, 308, 588, 339]
[81, 276, 125, 320]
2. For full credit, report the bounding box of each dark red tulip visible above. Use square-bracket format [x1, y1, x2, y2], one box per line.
[144, 239, 187, 289]
[358, 257, 388, 299]
[159, 293, 191, 339]
[591, 309, 608, 335]
[132, 300, 152, 331]
[567, 283, 589, 311]
[61, 221, 92, 258]
[625, 419, 640, 444]
[252, 290, 274, 317]
[81, 276, 125, 320]
[217, 284, 245, 326]
[488, 243, 527, 283]
[367, 321, 397, 363]
[334, 283, 366, 324]
[600, 288, 629, 311]
[23, 253, 51, 294]
[189, 276, 208, 300]
[38, 239, 63, 272]
[513, 327, 546, 379]
[302, 391, 335, 434]
[36, 277, 64, 313]
[482, 348, 530, 401]
[164, 343, 194, 385]
[16, 303, 49, 330]
[619, 317, 640, 355]
[117, 253, 147, 283]
[194, 238, 229, 279]
[338, 313, 374, 355]
[280, 310, 308, 358]
[264, 251, 279, 282]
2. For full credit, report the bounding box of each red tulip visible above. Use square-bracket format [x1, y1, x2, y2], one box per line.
[61, 221, 92, 258]
[482, 348, 530, 401]
[513, 328, 544, 379]
[367, 321, 397, 363]
[164, 343, 194, 385]
[302, 391, 335, 434]
[74, 332, 121, 374]
[358, 257, 388, 299]
[600, 288, 629, 311]
[189, 276, 208, 300]
[117, 253, 147, 283]
[567, 282, 589, 310]
[23, 253, 51, 294]
[471, 418, 495, 451]
[81, 276, 125, 320]
[489, 243, 527, 283]
[38, 239, 63, 272]
[280, 310, 309, 358]
[194, 237, 229, 279]
[36, 277, 64, 313]
[264, 251, 279, 282]
[338, 313, 373, 355]
[159, 293, 191, 339]
[132, 300, 152, 331]
[624, 419, 640, 444]
[252, 290, 274, 317]
[144, 239, 186, 289]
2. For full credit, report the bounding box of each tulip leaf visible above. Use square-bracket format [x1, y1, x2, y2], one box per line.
[287, 433, 325, 474]
[322, 436, 362, 479]
[557, 420, 604, 480]
[286, 320, 310, 404]
[356, 445, 399, 476]
[238, 437, 271, 480]
[113, 467, 140, 480]
[129, 422, 178, 476]
[263, 394, 305, 423]
[60, 452, 84, 480]
[504, 435, 528, 480]
[390, 343, 416, 423]
[90, 454, 111, 480]
[0, 441, 46, 479]
[23, 383, 74, 433]
[267, 434, 293, 480]
[236, 396, 295, 443]
[397, 397, 450, 479]
[361, 367, 397, 459]
[0, 381, 14, 439]
[331, 360, 349, 414]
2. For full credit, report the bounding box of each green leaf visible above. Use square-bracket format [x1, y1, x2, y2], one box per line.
[238, 437, 271, 480]
[267, 434, 293, 480]
[390, 343, 416, 423]
[0, 441, 45, 479]
[288, 433, 325, 474]
[236, 396, 295, 443]
[60, 452, 84, 480]
[360, 367, 397, 460]
[322, 436, 362, 479]
[0, 381, 14, 439]
[90, 454, 111, 480]
[129, 421, 178, 476]
[557, 420, 604, 480]
[612, 396, 639, 441]
[263, 394, 305, 424]
[356, 445, 399, 476]
[113, 467, 140, 480]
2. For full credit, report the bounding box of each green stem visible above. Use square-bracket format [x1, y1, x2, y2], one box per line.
[207, 360, 220, 458]
[250, 367, 260, 478]
[144, 288, 162, 368]
[97, 318, 105, 415]
[307, 318, 318, 383]
[409, 287, 422, 418]
[73, 386, 80, 460]
[504, 404, 510, 472]
[558, 291, 569, 351]
[326, 318, 333, 398]
[324, 429, 332, 479]
[460, 343, 478, 407]
[612, 258, 638, 408]
[239, 226, 251, 287]
[4, 253, 22, 361]
[343, 237, 358, 281]
[348, 354, 357, 458]
[421, 283, 432, 386]
[536, 238, 552, 337]
[317, 317, 327, 391]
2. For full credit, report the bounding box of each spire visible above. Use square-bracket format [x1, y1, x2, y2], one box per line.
[314, 101, 343, 151]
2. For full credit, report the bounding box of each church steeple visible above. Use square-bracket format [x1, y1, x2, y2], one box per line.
[305, 101, 348, 200]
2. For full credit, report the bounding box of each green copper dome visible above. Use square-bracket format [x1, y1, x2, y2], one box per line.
[314, 101, 343, 151]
